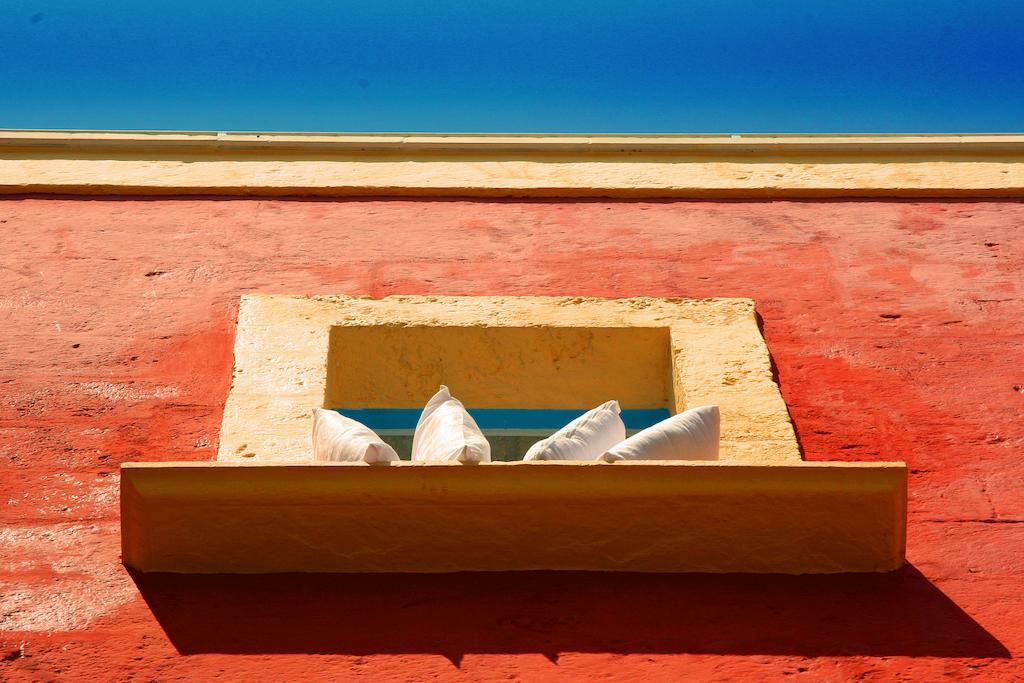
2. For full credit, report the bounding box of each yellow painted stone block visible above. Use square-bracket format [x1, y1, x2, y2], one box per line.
[121, 461, 906, 574]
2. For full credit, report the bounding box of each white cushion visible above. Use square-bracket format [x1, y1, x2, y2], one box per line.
[411, 386, 491, 463]
[312, 408, 399, 463]
[599, 405, 719, 462]
[523, 400, 626, 461]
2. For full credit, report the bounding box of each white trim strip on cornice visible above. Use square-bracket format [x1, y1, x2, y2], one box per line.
[4, 130, 1024, 156]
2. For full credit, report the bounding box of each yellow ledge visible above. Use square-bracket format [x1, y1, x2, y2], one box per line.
[4, 130, 1024, 197]
[121, 460, 906, 574]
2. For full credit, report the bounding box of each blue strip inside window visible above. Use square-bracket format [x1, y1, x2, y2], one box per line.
[334, 408, 670, 431]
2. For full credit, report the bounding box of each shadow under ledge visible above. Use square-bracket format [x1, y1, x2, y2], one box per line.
[128, 564, 1008, 662]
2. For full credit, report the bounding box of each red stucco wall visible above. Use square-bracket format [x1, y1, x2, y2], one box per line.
[1, 197, 1021, 681]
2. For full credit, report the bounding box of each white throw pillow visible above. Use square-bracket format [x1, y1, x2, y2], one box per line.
[411, 386, 491, 463]
[312, 408, 399, 463]
[523, 400, 626, 461]
[599, 405, 720, 462]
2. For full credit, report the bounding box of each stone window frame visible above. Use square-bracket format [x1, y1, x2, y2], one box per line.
[217, 295, 802, 466]
[121, 295, 905, 574]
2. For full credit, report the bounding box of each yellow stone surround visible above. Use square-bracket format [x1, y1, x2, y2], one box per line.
[217, 295, 800, 465]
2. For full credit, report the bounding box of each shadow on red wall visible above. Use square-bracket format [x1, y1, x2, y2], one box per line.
[130, 564, 1007, 662]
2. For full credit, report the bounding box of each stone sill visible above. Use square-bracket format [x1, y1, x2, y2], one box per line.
[120, 460, 906, 574]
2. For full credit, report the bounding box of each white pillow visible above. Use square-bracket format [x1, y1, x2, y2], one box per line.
[411, 386, 491, 463]
[599, 405, 719, 462]
[523, 400, 626, 461]
[312, 408, 399, 463]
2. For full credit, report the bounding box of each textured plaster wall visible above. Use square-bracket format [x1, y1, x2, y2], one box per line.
[0, 197, 1022, 681]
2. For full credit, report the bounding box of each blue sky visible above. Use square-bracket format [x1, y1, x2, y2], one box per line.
[2, 1, 1023, 132]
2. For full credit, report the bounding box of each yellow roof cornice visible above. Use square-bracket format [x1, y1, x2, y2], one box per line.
[3, 130, 1023, 198]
